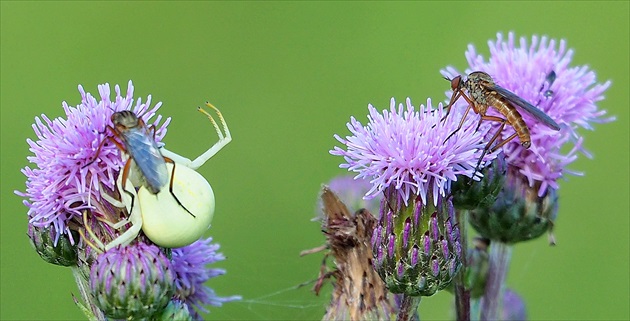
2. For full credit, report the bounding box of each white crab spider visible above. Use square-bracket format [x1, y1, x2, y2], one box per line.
[95, 102, 231, 249]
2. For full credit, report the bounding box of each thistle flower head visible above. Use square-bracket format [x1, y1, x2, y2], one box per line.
[16, 81, 170, 244]
[90, 242, 175, 319]
[331, 97, 497, 207]
[372, 190, 462, 297]
[442, 32, 614, 196]
[171, 237, 241, 319]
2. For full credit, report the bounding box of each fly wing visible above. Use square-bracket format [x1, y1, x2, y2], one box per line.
[123, 128, 169, 193]
[491, 85, 561, 130]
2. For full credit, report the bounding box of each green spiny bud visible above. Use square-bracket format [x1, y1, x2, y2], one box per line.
[153, 300, 193, 321]
[89, 242, 175, 319]
[469, 170, 558, 244]
[452, 153, 507, 210]
[27, 224, 78, 266]
[372, 188, 462, 297]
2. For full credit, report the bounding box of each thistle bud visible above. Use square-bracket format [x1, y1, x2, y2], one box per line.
[27, 224, 78, 266]
[451, 154, 507, 210]
[89, 242, 175, 319]
[372, 188, 462, 297]
[469, 169, 558, 243]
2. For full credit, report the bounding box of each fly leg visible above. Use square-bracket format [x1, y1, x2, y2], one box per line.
[472, 115, 519, 179]
[83, 125, 126, 168]
[440, 87, 462, 122]
[443, 89, 478, 144]
[162, 156, 196, 218]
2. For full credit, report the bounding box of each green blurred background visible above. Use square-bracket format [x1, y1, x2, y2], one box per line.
[1, 2, 628, 320]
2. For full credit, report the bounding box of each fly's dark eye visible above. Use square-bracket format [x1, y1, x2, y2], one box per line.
[451, 76, 461, 90]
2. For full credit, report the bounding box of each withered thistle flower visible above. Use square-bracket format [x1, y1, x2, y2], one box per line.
[303, 186, 397, 321]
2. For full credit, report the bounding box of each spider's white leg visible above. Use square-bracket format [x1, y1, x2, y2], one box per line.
[159, 102, 231, 170]
[103, 218, 142, 251]
[101, 192, 126, 213]
[99, 174, 144, 251]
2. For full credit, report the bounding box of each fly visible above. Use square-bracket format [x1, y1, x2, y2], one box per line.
[443, 71, 561, 175]
[89, 111, 194, 217]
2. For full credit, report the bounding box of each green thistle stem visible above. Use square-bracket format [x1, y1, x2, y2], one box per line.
[71, 267, 103, 320]
[454, 209, 470, 321]
[396, 295, 420, 321]
[480, 242, 512, 320]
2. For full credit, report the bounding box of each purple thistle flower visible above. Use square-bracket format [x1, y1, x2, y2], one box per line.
[15, 81, 170, 244]
[442, 32, 614, 196]
[171, 237, 241, 319]
[331, 97, 482, 305]
[331, 97, 497, 207]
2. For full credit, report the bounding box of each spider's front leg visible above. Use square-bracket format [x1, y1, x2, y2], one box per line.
[160, 102, 231, 170]
[97, 173, 143, 251]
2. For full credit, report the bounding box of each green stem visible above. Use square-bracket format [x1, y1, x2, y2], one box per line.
[454, 209, 470, 321]
[71, 267, 104, 321]
[479, 242, 512, 321]
[396, 295, 420, 321]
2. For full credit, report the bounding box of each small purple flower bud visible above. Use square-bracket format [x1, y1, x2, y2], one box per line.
[375, 243, 385, 267]
[386, 210, 394, 235]
[449, 259, 458, 276]
[388, 233, 396, 258]
[413, 203, 421, 226]
[90, 242, 174, 319]
[397, 261, 406, 279]
[445, 219, 453, 242]
[430, 212, 439, 240]
[410, 246, 419, 266]
[423, 232, 431, 254]
[431, 256, 440, 277]
[402, 217, 411, 249]
[441, 238, 449, 260]
[371, 225, 382, 248]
